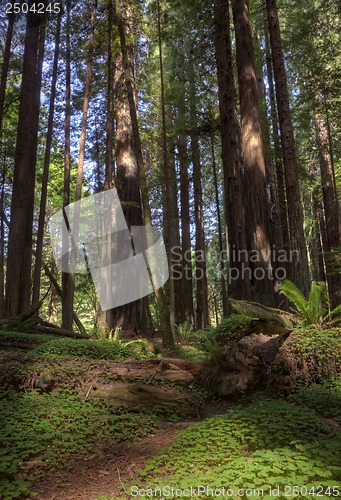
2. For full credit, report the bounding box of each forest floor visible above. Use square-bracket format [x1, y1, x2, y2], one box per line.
[31, 399, 235, 500]
[29, 382, 341, 500]
[0, 331, 340, 500]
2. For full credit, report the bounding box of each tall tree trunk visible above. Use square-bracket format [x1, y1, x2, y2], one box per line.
[48, 284, 58, 324]
[232, 0, 275, 306]
[32, 9, 62, 304]
[0, 5, 15, 137]
[63, 0, 97, 328]
[116, 0, 174, 347]
[266, 0, 309, 295]
[264, 26, 290, 258]
[157, 0, 176, 335]
[188, 57, 209, 329]
[101, 0, 115, 331]
[210, 128, 228, 317]
[310, 185, 327, 283]
[0, 167, 5, 318]
[213, 0, 249, 302]
[110, 47, 147, 334]
[176, 68, 194, 324]
[169, 146, 182, 325]
[5, 2, 46, 316]
[75, 0, 97, 204]
[94, 119, 102, 192]
[105, 0, 114, 192]
[110, 0, 149, 335]
[255, 32, 283, 258]
[62, 0, 73, 330]
[313, 92, 341, 307]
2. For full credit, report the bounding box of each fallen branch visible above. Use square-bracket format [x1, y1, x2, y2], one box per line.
[147, 360, 165, 384]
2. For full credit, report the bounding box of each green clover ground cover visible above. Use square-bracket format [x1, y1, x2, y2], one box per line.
[0, 391, 159, 499]
[103, 388, 341, 500]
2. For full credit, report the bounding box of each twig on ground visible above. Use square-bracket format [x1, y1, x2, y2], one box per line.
[84, 385, 93, 401]
[147, 360, 165, 384]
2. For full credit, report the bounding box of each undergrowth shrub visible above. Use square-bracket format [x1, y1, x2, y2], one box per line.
[198, 315, 254, 388]
[208, 314, 253, 344]
[0, 331, 55, 347]
[174, 345, 207, 361]
[31, 337, 153, 360]
[0, 332, 153, 361]
[175, 322, 195, 341]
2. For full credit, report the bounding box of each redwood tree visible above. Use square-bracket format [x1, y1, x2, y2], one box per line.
[214, 0, 249, 302]
[232, 0, 275, 305]
[266, 0, 310, 295]
[313, 91, 341, 307]
[5, 1, 46, 316]
[116, 0, 174, 346]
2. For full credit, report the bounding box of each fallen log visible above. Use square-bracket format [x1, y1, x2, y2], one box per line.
[35, 324, 91, 340]
[228, 298, 295, 334]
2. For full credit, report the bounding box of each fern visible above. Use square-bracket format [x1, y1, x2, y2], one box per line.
[323, 303, 341, 324]
[279, 280, 310, 319]
[306, 281, 328, 324]
[279, 279, 340, 325]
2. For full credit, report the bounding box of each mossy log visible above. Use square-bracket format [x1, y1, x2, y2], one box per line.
[228, 298, 295, 334]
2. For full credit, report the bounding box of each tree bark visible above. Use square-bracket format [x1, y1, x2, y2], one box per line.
[110, 45, 148, 334]
[266, 0, 309, 295]
[214, 0, 249, 303]
[116, 0, 174, 347]
[0, 4, 15, 137]
[5, 1, 46, 316]
[188, 57, 209, 329]
[176, 67, 194, 325]
[62, 0, 73, 330]
[48, 285, 58, 324]
[310, 183, 327, 283]
[105, 0, 114, 191]
[157, 0, 176, 335]
[0, 168, 5, 319]
[110, 0, 150, 335]
[75, 0, 97, 204]
[254, 32, 283, 257]
[32, 9, 62, 304]
[210, 127, 228, 317]
[99, 0, 115, 331]
[264, 26, 290, 258]
[232, 0, 275, 306]
[64, 0, 97, 328]
[313, 92, 341, 307]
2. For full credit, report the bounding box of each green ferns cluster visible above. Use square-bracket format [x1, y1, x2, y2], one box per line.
[279, 279, 341, 325]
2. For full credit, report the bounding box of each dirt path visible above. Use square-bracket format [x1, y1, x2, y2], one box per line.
[32, 421, 194, 500]
[31, 399, 235, 500]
